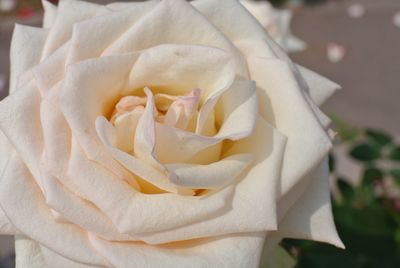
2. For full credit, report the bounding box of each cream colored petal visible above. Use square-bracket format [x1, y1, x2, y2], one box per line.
[42, 0, 58, 29]
[67, 1, 157, 64]
[113, 107, 143, 153]
[15, 235, 47, 268]
[41, 0, 102, 58]
[133, 88, 162, 170]
[297, 65, 341, 106]
[0, 80, 43, 181]
[33, 42, 69, 95]
[66, 138, 233, 235]
[15, 235, 98, 268]
[0, 206, 17, 234]
[213, 79, 258, 140]
[96, 116, 190, 195]
[0, 153, 107, 266]
[155, 123, 222, 164]
[166, 154, 253, 189]
[103, 0, 247, 77]
[155, 79, 257, 164]
[247, 57, 332, 195]
[39, 169, 134, 242]
[9, 25, 48, 93]
[277, 158, 344, 248]
[137, 117, 286, 244]
[126, 44, 236, 101]
[89, 232, 265, 268]
[59, 53, 139, 181]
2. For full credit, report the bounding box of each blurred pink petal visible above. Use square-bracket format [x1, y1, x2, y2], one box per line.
[347, 4, 365, 18]
[393, 12, 400, 28]
[327, 43, 346, 63]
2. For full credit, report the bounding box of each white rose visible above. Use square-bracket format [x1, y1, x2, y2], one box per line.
[0, 0, 343, 267]
[240, 0, 307, 53]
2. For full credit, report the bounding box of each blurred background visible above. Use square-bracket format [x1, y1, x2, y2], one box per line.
[0, 0, 400, 267]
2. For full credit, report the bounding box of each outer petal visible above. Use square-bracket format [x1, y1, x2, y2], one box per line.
[42, 0, 58, 29]
[297, 65, 341, 106]
[9, 25, 48, 93]
[0, 153, 107, 266]
[277, 158, 344, 248]
[89, 232, 265, 268]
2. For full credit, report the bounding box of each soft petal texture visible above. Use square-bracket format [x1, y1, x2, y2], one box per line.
[41, 0, 57, 29]
[297, 65, 341, 106]
[166, 154, 253, 189]
[277, 158, 344, 248]
[89, 232, 266, 268]
[9, 25, 48, 93]
[136, 117, 286, 244]
[0, 154, 107, 266]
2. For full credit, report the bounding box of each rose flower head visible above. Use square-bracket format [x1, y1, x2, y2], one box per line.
[0, 0, 343, 267]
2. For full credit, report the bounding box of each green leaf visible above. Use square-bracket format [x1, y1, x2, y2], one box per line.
[390, 169, 400, 186]
[389, 146, 400, 161]
[362, 167, 384, 187]
[349, 143, 380, 162]
[365, 129, 393, 147]
[328, 153, 335, 173]
[337, 179, 355, 202]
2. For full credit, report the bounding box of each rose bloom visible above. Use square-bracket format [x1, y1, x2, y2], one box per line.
[0, 0, 343, 267]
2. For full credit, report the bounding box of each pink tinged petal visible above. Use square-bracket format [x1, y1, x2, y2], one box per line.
[138, 117, 286, 244]
[393, 12, 400, 28]
[166, 154, 253, 189]
[65, 138, 233, 235]
[41, 0, 102, 59]
[95, 116, 192, 195]
[327, 43, 346, 63]
[89, 232, 265, 268]
[278, 158, 344, 248]
[164, 88, 201, 129]
[9, 25, 48, 93]
[0, 153, 107, 266]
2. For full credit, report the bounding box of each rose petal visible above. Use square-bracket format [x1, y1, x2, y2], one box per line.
[103, 0, 247, 77]
[277, 158, 343, 248]
[42, 0, 58, 29]
[166, 154, 253, 189]
[9, 25, 48, 93]
[41, 0, 102, 58]
[65, 138, 234, 235]
[89, 232, 265, 268]
[67, 1, 157, 64]
[247, 57, 332, 195]
[136, 116, 286, 244]
[0, 153, 107, 266]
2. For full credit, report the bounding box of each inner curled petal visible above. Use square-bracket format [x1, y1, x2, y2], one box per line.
[164, 88, 201, 129]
